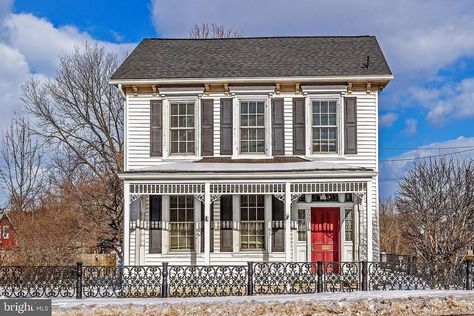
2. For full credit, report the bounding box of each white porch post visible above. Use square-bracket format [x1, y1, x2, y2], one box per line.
[123, 182, 130, 265]
[264, 194, 272, 254]
[367, 181, 373, 261]
[204, 183, 211, 265]
[284, 182, 292, 262]
[194, 197, 202, 254]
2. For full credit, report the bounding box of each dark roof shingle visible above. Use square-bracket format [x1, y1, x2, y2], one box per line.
[111, 36, 391, 80]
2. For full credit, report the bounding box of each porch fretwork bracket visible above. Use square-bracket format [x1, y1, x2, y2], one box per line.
[130, 194, 141, 204]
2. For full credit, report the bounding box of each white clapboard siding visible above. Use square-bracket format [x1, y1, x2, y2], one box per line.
[126, 89, 377, 171]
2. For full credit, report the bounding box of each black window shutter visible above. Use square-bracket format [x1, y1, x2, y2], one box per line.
[220, 195, 233, 252]
[220, 98, 233, 155]
[272, 98, 285, 156]
[150, 100, 163, 156]
[201, 99, 214, 156]
[344, 97, 357, 154]
[149, 196, 162, 253]
[271, 196, 285, 252]
[293, 98, 306, 155]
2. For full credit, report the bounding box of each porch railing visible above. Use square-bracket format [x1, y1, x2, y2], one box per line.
[0, 260, 472, 299]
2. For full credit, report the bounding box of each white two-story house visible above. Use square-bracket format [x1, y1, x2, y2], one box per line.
[111, 36, 392, 266]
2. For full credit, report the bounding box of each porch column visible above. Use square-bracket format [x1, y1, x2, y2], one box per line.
[367, 181, 373, 261]
[194, 197, 202, 254]
[284, 182, 291, 262]
[264, 195, 272, 254]
[204, 183, 211, 265]
[123, 182, 130, 265]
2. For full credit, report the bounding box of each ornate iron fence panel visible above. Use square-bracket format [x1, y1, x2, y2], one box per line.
[369, 261, 471, 290]
[168, 265, 247, 297]
[0, 266, 76, 298]
[324, 262, 360, 292]
[253, 262, 318, 295]
[82, 266, 162, 298]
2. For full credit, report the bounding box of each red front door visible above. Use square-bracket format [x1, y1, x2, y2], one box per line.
[311, 207, 340, 263]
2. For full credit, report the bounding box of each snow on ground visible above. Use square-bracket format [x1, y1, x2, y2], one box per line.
[52, 290, 474, 315]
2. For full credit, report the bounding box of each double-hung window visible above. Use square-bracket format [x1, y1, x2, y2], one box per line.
[240, 101, 265, 154]
[240, 195, 265, 250]
[170, 102, 195, 155]
[312, 100, 337, 153]
[169, 196, 194, 251]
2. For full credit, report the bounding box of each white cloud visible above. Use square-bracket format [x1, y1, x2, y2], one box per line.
[0, 6, 135, 131]
[379, 112, 398, 128]
[379, 136, 474, 197]
[151, 0, 474, 75]
[402, 118, 417, 136]
[409, 78, 474, 124]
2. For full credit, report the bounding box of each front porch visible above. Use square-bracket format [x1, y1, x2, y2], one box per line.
[124, 179, 373, 266]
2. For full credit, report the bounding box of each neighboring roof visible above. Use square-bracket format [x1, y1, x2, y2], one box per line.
[124, 159, 371, 174]
[111, 36, 392, 81]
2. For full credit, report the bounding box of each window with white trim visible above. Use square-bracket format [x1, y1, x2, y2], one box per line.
[170, 102, 195, 155]
[344, 209, 353, 242]
[240, 195, 265, 250]
[297, 209, 307, 242]
[2, 225, 9, 239]
[312, 100, 337, 153]
[169, 196, 194, 251]
[240, 101, 265, 154]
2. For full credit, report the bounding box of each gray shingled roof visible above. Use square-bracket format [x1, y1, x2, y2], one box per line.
[111, 36, 391, 80]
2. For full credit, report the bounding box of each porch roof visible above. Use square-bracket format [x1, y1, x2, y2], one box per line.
[125, 158, 372, 174]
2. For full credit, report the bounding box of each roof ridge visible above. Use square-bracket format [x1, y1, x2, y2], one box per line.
[142, 35, 375, 41]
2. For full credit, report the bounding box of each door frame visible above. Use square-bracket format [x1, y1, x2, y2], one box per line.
[294, 201, 355, 262]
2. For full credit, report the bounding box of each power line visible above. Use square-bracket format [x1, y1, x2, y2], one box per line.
[382, 145, 474, 151]
[380, 148, 474, 162]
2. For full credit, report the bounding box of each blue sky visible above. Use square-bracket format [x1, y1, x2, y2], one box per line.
[2, 0, 474, 197]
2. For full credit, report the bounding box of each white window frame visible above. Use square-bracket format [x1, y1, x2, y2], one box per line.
[305, 95, 344, 157]
[162, 97, 200, 159]
[233, 95, 272, 158]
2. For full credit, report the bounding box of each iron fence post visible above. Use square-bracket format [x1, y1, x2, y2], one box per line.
[162, 262, 169, 298]
[75, 262, 83, 299]
[316, 261, 323, 293]
[247, 262, 254, 296]
[466, 259, 472, 291]
[361, 261, 368, 291]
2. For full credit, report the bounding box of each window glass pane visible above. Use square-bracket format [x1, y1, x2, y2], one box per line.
[329, 101, 336, 113]
[170, 103, 195, 155]
[169, 195, 194, 251]
[240, 195, 265, 250]
[312, 100, 337, 153]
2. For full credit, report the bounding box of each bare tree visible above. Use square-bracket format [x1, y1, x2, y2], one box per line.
[189, 23, 242, 39]
[0, 115, 46, 211]
[396, 157, 474, 286]
[21, 42, 124, 256]
[379, 198, 410, 254]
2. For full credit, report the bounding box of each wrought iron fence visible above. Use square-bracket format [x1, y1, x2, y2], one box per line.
[168, 265, 247, 297]
[0, 260, 471, 299]
[0, 266, 76, 298]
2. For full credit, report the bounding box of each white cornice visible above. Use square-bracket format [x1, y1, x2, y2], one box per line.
[109, 75, 394, 86]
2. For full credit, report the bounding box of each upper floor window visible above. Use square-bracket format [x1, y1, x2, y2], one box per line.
[240, 101, 265, 154]
[312, 100, 337, 153]
[170, 102, 195, 155]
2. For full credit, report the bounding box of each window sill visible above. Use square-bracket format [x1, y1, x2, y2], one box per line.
[232, 155, 273, 160]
